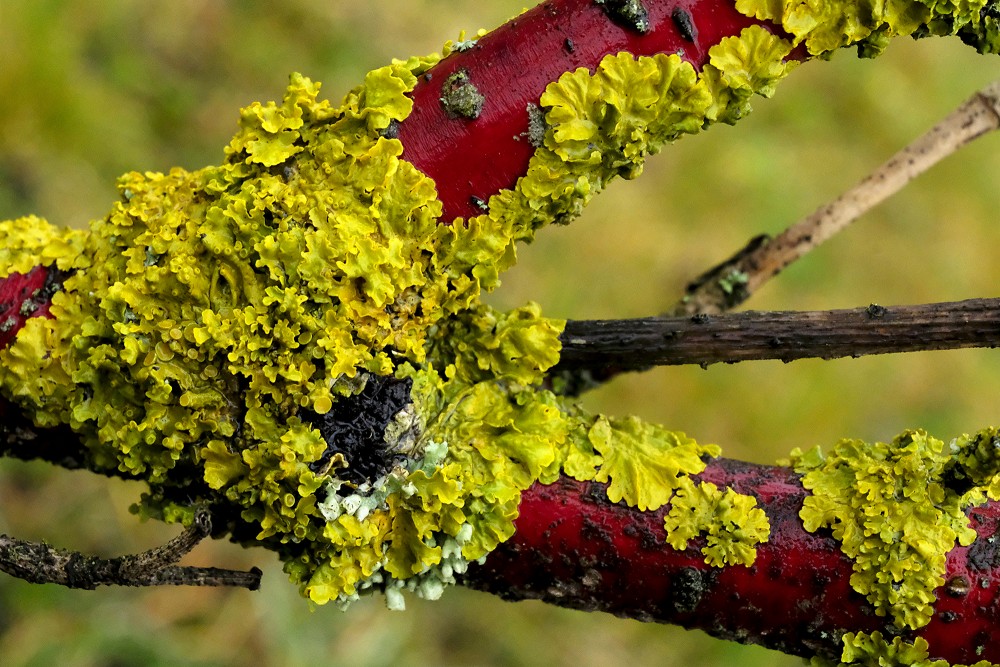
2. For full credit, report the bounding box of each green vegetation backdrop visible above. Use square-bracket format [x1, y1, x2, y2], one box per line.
[1, 2, 998, 665]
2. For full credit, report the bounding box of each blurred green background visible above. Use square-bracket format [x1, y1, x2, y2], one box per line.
[1, 1, 999, 665]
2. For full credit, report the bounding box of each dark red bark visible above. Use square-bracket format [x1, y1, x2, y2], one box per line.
[465, 466, 1000, 664]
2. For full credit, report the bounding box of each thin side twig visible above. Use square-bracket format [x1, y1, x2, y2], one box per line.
[671, 78, 1000, 316]
[0, 509, 262, 590]
[556, 297, 1000, 371]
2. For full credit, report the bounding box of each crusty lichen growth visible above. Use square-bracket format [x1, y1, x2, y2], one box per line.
[736, 0, 1000, 57]
[0, 24, 818, 607]
[789, 429, 1000, 631]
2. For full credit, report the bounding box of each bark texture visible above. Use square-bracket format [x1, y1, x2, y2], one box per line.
[465, 468, 1000, 664]
[557, 298, 1000, 371]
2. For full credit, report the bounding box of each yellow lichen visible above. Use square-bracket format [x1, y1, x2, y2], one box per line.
[589, 415, 720, 511]
[808, 630, 997, 667]
[735, 0, 1000, 57]
[0, 216, 87, 277]
[464, 26, 796, 236]
[0, 24, 809, 607]
[789, 428, 1000, 631]
[664, 477, 770, 566]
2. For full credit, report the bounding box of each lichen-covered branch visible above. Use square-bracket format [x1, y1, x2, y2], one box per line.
[1, 1, 999, 666]
[556, 297, 1000, 372]
[466, 448, 1000, 665]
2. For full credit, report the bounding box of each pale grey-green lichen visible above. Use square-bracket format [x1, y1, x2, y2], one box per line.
[440, 69, 486, 119]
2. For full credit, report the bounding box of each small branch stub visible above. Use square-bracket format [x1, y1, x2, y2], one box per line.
[0, 509, 262, 590]
[671, 7, 698, 43]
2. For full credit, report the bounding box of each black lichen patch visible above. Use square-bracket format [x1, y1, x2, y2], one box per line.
[303, 375, 413, 485]
[671, 7, 697, 42]
[670, 566, 708, 613]
[865, 303, 888, 319]
[34, 265, 70, 304]
[379, 119, 401, 139]
[440, 69, 486, 120]
[594, 0, 650, 34]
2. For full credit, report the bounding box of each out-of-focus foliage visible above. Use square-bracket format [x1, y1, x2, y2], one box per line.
[1, 1, 998, 665]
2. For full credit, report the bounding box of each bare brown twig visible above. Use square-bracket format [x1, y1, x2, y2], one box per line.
[0, 509, 262, 590]
[671, 78, 1000, 316]
[550, 79, 1000, 394]
[556, 297, 1000, 372]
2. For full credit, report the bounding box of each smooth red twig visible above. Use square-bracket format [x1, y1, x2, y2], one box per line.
[0, 265, 63, 349]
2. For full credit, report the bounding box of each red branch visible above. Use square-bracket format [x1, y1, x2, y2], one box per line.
[398, 0, 788, 220]
[0, 265, 61, 349]
[464, 468, 1000, 663]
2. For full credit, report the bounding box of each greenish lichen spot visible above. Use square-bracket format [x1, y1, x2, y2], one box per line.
[789, 429, 1000, 631]
[440, 69, 486, 120]
[718, 269, 749, 295]
[594, 0, 652, 34]
[0, 24, 807, 608]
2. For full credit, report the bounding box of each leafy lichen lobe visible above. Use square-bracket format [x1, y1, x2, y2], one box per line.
[790, 429, 1000, 631]
[809, 630, 997, 667]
